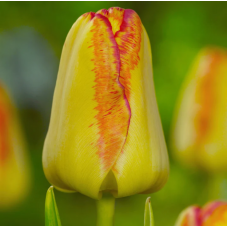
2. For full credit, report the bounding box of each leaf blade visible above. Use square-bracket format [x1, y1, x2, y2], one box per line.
[144, 197, 154, 226]
[45, 186, 61, 226]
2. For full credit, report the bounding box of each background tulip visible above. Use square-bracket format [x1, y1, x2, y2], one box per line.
[176, 201, 227, 226]
[0, 83, 30, 208]
[171, 47, 227, 172]
[175, 205, 201, 226]
[43, 7, 169, 200]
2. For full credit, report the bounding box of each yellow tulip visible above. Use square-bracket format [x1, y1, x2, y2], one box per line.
[175, 201, 227, 226]
[172, 48, 227, 172]
[0, 84, 30, 208]
[43, 7, 169, 199]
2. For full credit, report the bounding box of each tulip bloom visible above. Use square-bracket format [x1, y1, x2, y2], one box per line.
[172, 48, 227, 172]
[43, 7, 169, 199]
[0, 84, 30, 208]
[176, 201, 227, 226]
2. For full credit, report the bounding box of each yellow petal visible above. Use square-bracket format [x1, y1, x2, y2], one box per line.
[111, 10, 169, 197]
[171, 48, 227, 172]
[43, 12, 130, 199]
[43, 7, 169, 199]
[0, 84, 30, 208]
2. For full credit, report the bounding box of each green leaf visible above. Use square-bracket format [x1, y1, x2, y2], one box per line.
[144, 197, 154, 226]
[45, 186, 61, 226]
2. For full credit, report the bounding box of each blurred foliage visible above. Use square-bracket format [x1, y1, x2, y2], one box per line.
[0, 1, 227, 225]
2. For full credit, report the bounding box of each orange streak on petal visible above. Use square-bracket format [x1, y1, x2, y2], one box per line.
[97, 7, 125, 35]
[181, 213, 193, 226]
[115, 9, 142, 101]
[0, 92, 10, 164]
[194, 50, 226, 145]
[82, 12, 95, 20]
[90, 14, 130, 170]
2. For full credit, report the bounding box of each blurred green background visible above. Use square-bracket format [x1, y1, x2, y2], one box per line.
[0, 1, 227, 225]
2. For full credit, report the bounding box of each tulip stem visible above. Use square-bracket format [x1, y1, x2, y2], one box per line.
[96, 193, 115, 226]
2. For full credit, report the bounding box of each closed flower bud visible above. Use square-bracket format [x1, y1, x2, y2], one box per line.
[172, 48, 227, 172]
[43, 7, 169, 199]
[0, 84, 30, 208]
[176, 201, 227, 226]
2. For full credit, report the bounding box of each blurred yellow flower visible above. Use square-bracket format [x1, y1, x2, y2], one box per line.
[43, 7, 169, 199]
[176, 201, 227, 226]
[0, 84, 30, 208]
[172, 47, 227, 172]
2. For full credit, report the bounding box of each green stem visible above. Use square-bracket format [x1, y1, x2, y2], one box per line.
[96, 193, 115, 226]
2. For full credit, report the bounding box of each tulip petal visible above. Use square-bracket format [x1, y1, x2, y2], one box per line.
[97, 7, 124, 35]
[43, 7, 169, 199]
[43, 12, 130, 199]
[0, 92, 10, 164]
[200, 201, 227, 226]
[111, 10, 169, 197]
[0, 85, 30, 208]
[172, 48, 227, 172]
[175, 206, 201, 226]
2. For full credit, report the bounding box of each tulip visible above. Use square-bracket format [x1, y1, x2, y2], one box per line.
[0, 84, 30, 208]
[176, 201, 227, 226]
[172, 48, 227, 172]
[175, 205, 201, 226]
[43, 7, 169, 199]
